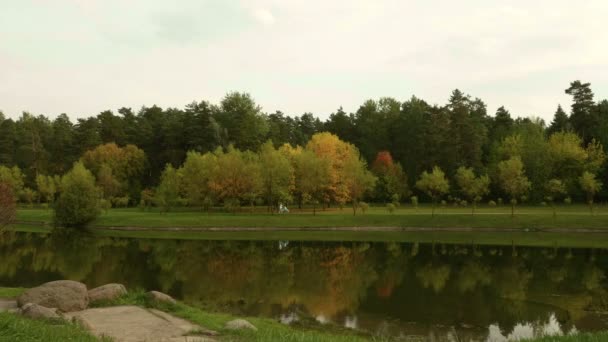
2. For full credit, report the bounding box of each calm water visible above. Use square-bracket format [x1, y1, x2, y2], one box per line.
[1, 231, 607, 341]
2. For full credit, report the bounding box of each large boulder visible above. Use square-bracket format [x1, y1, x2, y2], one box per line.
[146, 291, 176, 305]
[225, 319, 257, 331]
[20, 303, 61, 320]
[88, 283, 127, 303]
[17, 280, 88, 312]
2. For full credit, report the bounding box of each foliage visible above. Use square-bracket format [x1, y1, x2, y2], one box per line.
[259, 140, 294, 211]
[0, 182, 16, 229]
[53, 162, 99, 228]
[343, 151, 376, 215]
[579, 171, 602, 214]
[497, 157, 531, 217]
[415, 166, 449, 216]
[155, 164, 181, 213]
[455, 166, 490, 214]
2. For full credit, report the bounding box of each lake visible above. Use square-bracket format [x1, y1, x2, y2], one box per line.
[1, 231, 607, 341]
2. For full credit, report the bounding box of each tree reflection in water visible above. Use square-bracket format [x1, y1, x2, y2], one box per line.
[0, 231, 607, 340]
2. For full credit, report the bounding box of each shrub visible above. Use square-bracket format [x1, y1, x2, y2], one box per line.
[460, 200, 468, 206]
[564, 197, 572, 205]
[488, 200, 496, 206]
[497, 198, 503, 206]
[440, 200, 447, 207]
[54, 162, 100, 228]
[540, 201, 547, 206]
[387, 203, 396, 214]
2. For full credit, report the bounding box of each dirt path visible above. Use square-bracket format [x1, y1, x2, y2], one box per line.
[65, 305, 217, 342]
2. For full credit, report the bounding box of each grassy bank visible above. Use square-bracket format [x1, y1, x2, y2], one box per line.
[0, 312, 107, 342]
[10, 206, 608, 248]
[15, 204, 608, 230]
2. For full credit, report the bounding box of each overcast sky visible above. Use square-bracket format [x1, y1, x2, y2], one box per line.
[1, 0, 607, 121]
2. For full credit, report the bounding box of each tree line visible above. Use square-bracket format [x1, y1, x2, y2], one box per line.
[0, 81, 607, 222]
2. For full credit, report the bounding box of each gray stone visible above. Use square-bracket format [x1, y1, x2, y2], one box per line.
[17, 280, 88, 312]
[88, 283, 127, 303]
[20, 303, 61, 320]
[146, 291, 176, 305]
[225, 318, 257, 331]
[65, 305, 216, 342]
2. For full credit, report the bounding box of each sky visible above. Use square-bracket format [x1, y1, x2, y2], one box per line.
[1, 0, 607, 122]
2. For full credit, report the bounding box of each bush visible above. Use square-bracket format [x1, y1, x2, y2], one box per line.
[497, 198, 503, 206]
[488, 200, 496, 206]
[387, 203, 396, 214]
[460, 200, 468, 207]
[564, 197, 572, 205]
[440, 200, 447, 207]
[54, 162, 100, 228]
[410, 196, 418, 208]
[359, 201, 369, 214]
[540, 201, 547, 206]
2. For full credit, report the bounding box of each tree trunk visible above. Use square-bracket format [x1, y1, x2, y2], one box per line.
[352, 200, 357, 216]
[431, 199, 436, 217]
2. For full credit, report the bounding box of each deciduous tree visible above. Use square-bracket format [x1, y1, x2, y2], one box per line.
[497, 157, 531, 217]
[415, 166, 449, 216]
[579, 171, 602, 214]
[455, 166, 490, 214]
[54, 162, 99, 228]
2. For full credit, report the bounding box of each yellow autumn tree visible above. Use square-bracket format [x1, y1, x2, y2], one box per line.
[306, 132, 359, 208]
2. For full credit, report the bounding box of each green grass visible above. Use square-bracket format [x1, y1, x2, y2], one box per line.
[15, 205, 608, 230]
[96, 289, 382, 342]
[0, 287, 25, 298]
[525, 332, 608, 341]
[0, 312, 108, 342]
[9, 205, 608, 248]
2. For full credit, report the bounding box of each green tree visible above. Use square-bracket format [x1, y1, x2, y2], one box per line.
[215, 92, 269, 151]
[0, 166, 24, 194]
[54, 162, 99, 228]
[415, 166, 449, 216]
[293, 149, 330, 215]
[565, 81, 598, 143]
[343, 152, 376, 215]
[544, 179, 566, 218]
[259, 140, 293, 212]
[35, 174, 58, 205]
[579, 171, 602, 214]
[180, 151, 217, 211]
[455, 166, 490, 214]
[497, 157, 531, 217]
[547, 105, 571, 135]
[155, 164, 181, 214]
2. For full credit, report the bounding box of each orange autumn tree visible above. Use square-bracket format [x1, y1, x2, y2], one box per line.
[306, 132, 361, 208]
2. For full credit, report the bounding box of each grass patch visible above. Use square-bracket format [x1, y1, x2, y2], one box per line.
[95, 289, 382, 342]
[0, 287, 25, 298]
[0, 312, 108, 342]
[525, 332, 608, 341]
[14, 205, 608, 230]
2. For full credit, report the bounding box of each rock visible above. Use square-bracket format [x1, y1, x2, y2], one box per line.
[65, 305, 216, 341]
[88, 284, 127, 303]
[225, 319, 257, 331]
[17, 280, 88, 312]
[20, 303, 61, 320]
[146, 291, 176, 305]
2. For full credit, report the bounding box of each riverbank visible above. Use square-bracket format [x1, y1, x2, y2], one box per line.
[14, 205, 608, 230]
[0, 287, 378, 342]
[8, 206, 608, 248]
[2, 286, 607, 342]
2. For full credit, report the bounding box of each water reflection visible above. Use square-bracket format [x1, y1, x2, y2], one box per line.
[0, 231, 607, 341]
